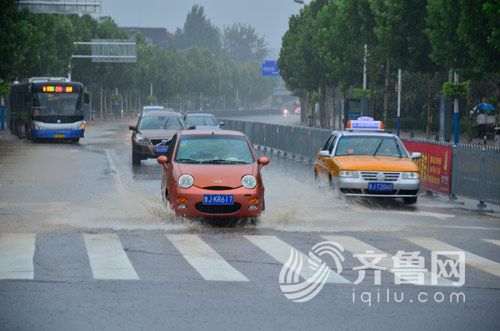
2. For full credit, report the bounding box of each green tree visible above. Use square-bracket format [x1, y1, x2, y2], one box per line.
[222, 23, 268, 64]
[173, 5, 221, 55]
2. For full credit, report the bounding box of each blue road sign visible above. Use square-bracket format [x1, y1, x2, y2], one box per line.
[262, 60, 279, 77]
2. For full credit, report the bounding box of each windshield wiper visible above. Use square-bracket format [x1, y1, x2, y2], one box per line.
[373, 138, 385, 156]
[176, 158, 201, 164]
[200, 159, 248, 164]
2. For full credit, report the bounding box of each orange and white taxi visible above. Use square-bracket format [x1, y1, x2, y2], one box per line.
[157, 130, 269, 218]
[314, 117, 421, 204]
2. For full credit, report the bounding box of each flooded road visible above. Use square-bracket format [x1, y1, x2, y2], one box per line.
[1, 118, 499, 331]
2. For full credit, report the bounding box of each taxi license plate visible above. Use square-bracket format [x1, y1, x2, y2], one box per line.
[368, 183, 394, 191]
[155, 146, 168, 154]
[53, 134, 65, 138]
[203, 195, 234, 205]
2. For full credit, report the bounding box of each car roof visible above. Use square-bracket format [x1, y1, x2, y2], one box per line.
[143, 105, 164, 109]
[179, 129, 244, 137]
[141, 111, 180, 117]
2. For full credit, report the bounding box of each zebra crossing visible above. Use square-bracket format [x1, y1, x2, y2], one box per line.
[0, 232, 499, 286]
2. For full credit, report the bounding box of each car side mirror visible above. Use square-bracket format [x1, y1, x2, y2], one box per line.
[129, 126, 136, 131]
[318, 150, 330, 157]
[188, 125, 196, 130]
[219, 121, 225, 127]
[157, 156, 168, 168]
[257, 156, 269, 167]
[411, 152, 422, 159]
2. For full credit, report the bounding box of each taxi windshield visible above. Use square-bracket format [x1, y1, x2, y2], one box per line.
[335, 136, 407, 157]
[175, 136, 254, 164]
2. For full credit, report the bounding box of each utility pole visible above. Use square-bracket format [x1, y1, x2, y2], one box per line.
[453, 72, 460, 144]
[396, 69, 401, 136]
[361, 44, 368, 116]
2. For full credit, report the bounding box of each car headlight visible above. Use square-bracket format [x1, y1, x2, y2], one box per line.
[241, 175, 257, 189]
[79, 121, 86, 130]
[339, 170, 360, 178]
[402, 172, 420, 179]
[178, 174, 194, 189]
[134, 133, 149, 145]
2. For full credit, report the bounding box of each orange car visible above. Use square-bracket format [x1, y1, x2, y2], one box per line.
[157, 130, 269, 218]
[314, 118, 421, 204]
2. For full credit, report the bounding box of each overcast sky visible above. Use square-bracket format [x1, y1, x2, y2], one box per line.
[101, 0, 307, 57]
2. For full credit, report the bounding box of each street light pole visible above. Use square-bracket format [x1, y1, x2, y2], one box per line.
[361, 44, 368, 116]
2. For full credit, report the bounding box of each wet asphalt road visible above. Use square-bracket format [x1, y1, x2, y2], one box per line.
[0, 118, 499, 331]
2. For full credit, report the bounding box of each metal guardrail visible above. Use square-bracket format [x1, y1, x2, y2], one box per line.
[225, 119, 500, 207]
[451, 144, 500, 206]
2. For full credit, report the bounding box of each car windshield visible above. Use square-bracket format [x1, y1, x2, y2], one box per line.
[335, 136, 407, 157]
[139, 116, 184, 130]
[185, 115, 218, 127]
[175, 136, 254, 164]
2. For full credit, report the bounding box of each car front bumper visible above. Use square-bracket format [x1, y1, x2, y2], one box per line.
[169, 186, 264, 218]
[33, 129, 85, 139]
[334, 177, 420, 197]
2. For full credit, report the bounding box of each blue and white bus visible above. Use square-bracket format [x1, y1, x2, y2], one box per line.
[9, 77, 88, 143]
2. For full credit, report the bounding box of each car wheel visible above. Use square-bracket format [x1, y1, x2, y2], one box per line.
[328, 174, 335, 190]
[132, 150, 141, 166]
[403, 197, 418, 205]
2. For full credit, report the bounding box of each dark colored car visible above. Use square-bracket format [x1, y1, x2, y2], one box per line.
[129, 111, 185, 166]
[183, 113, 224, 130]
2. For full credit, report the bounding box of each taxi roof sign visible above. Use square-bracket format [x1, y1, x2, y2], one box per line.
[346, 117, 385, 131]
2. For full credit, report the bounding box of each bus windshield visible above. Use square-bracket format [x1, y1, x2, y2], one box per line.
[33, 93, 83, 117]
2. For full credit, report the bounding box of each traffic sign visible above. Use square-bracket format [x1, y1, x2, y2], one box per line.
[262, 60, 279, 77]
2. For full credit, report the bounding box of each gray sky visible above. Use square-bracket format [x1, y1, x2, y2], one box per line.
[101, 0, 306, 57]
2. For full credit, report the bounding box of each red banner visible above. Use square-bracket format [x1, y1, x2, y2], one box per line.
[403, 141, 452, 195]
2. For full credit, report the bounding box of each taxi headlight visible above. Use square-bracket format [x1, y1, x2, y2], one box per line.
[339, 170, 360, 178]
[178, 174, 194, 189]
[402, 172, 419, 179]
[241, 175, 257, 189]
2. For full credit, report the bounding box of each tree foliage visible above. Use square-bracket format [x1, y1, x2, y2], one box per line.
[279, 0, 499, 130]
[0, 4, 274, 111]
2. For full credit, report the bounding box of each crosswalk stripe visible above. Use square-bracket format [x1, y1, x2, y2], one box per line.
[166, 234, 248, 282]
[0, 233, 36, 280]
[482, 239, 500, 247]
[407, 237, 500, 278]
[245, 235, 350, 284]
[83, 233, 139, 280]
[322, 235, 455, 286]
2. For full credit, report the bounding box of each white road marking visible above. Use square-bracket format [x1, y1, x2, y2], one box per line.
[435, 225, 500, 231]
[0, 233, 36, 280]
[407, 237, 500, 278]
[105, 149, 124, 191]
[167, 234, 248, 282]
[482, 239, 500, 247]
[322, 235, 454, 286]
[245, 235, 350, 284]
[84, 233, 139, 280]
[347, 204, 454, 220]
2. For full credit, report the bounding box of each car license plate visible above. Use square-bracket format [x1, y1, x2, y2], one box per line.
[155, 146, 168, 154]
[53, 134, 65, 138]
[203, 194, 234, 205]
[368, 182, 394, 191]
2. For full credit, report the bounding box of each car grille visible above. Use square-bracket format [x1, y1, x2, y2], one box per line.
[361, 172, 400, 182]
[202, 186, 234, 191]
[195, 202, 241, 214]
[364, 189, 398, 195]
[150, 138, 171, 146]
